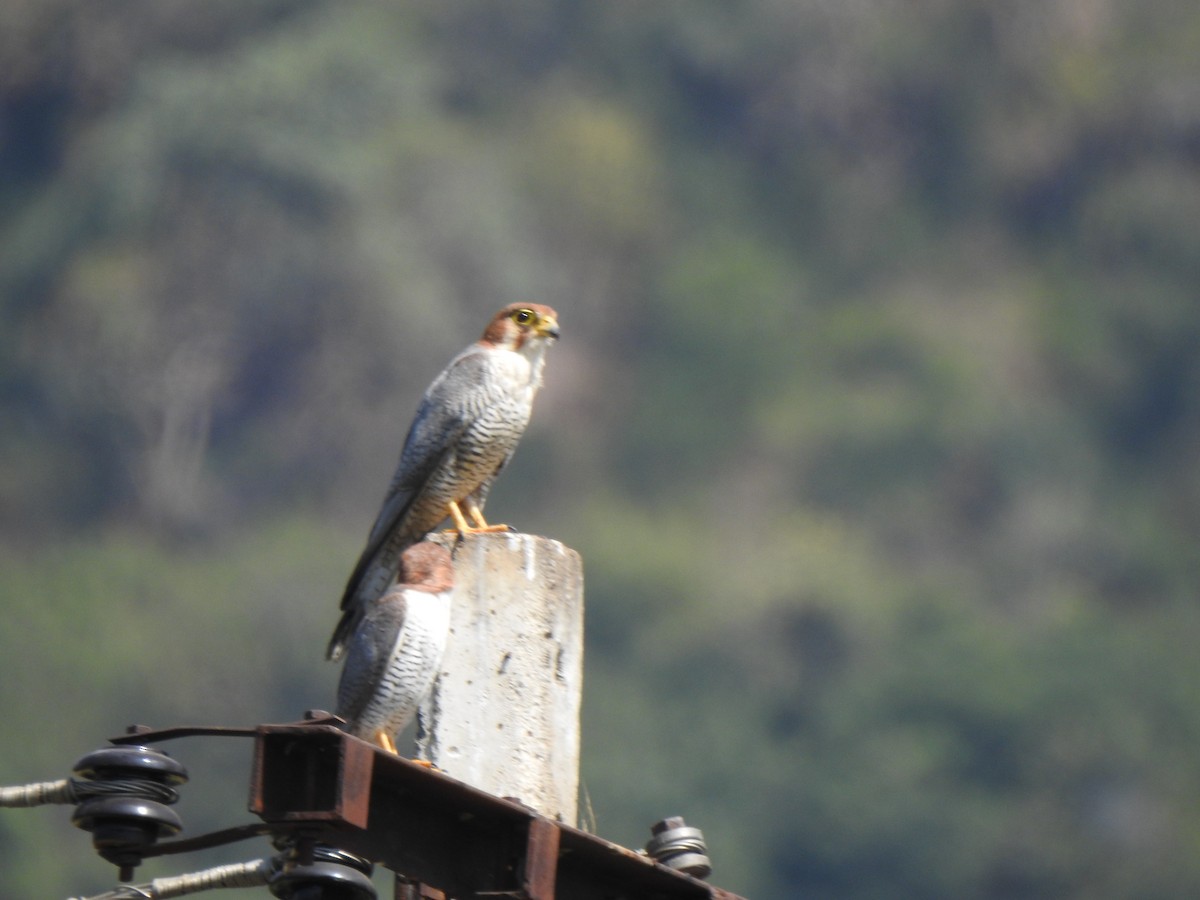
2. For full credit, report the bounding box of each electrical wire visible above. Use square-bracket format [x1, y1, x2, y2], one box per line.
[65, 857, 276, 899]
[0, 777, 179, 808]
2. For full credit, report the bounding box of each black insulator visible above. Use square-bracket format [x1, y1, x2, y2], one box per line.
[70, 744, 188, 880]
[73, 745, 188, 786]
[72, 796, 183, 879]
[270, 846, 376, 900]
[645, 816, 712, 880]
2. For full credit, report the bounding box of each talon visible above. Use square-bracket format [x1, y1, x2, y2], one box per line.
[373, 730, 398, 754]
[448, 500, 472, 534]
[469, 502, 515, 533]
[448, 500, 512, 535]
[466, 501, 489, 529]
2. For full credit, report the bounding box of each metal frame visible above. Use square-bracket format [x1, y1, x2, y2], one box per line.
[108, 717, 746, 900]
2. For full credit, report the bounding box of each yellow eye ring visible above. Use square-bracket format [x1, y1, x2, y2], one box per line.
[512, 308, 536, 326]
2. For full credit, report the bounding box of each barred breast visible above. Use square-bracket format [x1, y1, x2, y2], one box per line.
[336, 584, 452, 742]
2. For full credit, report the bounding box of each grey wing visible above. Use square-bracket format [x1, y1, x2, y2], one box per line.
[329, 352, 497, 661]
[328, 400, 458, 660]
[335, 600, 407, 725]
[338, 382, 472, 613]
[339, 349, 507, 608]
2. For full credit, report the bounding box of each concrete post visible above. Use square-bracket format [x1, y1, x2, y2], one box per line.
[416, 532, 584, 824]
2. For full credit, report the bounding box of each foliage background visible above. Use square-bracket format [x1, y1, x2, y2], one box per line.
[2, 2, 1199, 897]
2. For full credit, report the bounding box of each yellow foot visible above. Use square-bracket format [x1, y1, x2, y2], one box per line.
[372, 730, 398, 754]
[448, 500, 514, 535]
[410, 759, 439, 771]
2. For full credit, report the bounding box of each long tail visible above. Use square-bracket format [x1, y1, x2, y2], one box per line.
[326, 604, 362, 661]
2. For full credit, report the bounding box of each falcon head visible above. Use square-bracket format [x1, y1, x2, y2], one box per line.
[481, 304, 561, 351]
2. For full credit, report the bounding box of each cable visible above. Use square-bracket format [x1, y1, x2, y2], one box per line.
[66, 857, 276, 899]
[0, 779, 76, 807]
[0, 777, 179, 808]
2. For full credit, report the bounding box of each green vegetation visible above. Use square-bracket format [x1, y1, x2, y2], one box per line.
[3, 2, 1199, 897]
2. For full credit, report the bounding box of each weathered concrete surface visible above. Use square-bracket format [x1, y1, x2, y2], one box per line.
[416, 532, 584, 823]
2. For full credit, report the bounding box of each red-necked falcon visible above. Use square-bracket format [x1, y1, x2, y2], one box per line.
[335, 541, 455, 753]
[327, 304, 559, 661]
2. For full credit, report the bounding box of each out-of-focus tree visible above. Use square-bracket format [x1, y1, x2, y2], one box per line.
[2, 1, 1200, 898]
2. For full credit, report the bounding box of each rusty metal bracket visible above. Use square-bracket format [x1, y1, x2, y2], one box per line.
[108, 712, 345, 745]
[247, 720, 744, 899]
[79, 718, 746, 900]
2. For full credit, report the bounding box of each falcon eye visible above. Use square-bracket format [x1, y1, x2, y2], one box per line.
[512, 308, 536, 326]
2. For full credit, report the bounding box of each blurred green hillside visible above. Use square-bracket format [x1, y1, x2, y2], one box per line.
[3, 2, 1200, 897]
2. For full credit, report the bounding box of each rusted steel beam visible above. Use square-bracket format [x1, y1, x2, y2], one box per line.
[520, 816, 560, 900]
[251, 721, 546, 896]
[250, 722, 375, 828]
[247, 722, 747, 900]
[554, 822, 718, 900]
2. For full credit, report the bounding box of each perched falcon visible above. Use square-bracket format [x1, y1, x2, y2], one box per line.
[335, 541, 455, 753]
[327, 303, 560, 661]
